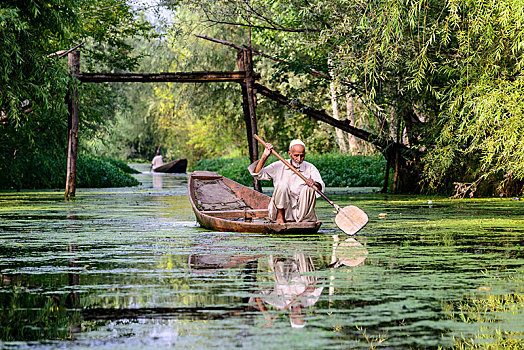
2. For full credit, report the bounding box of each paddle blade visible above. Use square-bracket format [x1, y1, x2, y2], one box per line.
[335, 205, 368, 235]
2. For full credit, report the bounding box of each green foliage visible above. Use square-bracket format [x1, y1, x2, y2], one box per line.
[0, 154, 138, 190]
[167, 0, 524, 195]
[101, 157, 140, 174]
[0, 0, 152, 191]
[307, 153, 386, 187]
[192, 153, 385, 187]
[77, 156, 139, 188]
[193, 157, 254, 185]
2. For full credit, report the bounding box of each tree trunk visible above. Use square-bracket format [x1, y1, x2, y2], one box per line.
[329, 81, 347, 153]
[382, 154, 391, 193]
[65, 50, 80, 200]
[346, 93, 359, 154]
[392, 147, 399, 194]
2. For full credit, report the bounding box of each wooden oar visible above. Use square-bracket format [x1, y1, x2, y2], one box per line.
[254, 134, 368, 235]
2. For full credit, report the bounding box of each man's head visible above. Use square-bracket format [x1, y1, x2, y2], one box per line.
[288, 139, 306, 166]
[289, 303, 306, 328]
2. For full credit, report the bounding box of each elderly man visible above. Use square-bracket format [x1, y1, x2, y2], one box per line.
[248, 139, 325, 224]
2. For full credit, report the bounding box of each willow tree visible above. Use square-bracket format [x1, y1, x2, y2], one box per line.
[0, 0, 152, 189]
[165, 0, 524, 195]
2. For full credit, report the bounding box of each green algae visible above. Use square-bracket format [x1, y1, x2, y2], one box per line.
[0, 170, 522, 348]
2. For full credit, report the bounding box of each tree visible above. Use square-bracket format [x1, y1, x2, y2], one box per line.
[0, 0, 153, 189]
[162, 0, 524, 195]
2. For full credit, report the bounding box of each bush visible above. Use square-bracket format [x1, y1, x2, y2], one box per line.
[77, 156, 139, 188]
[192, 153, 386, 187]
[101, 158, 140, 174]
[0, 154, 139, 190]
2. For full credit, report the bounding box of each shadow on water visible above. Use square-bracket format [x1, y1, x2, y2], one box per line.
[0, 168, 523, 348]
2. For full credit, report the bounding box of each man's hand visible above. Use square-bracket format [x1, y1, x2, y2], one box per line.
[263, 143, 274, 157]
[306, 177, 319, 190]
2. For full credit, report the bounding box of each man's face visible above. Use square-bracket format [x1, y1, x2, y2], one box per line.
[288, 145, 306, 165]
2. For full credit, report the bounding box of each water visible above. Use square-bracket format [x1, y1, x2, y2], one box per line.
[0, 166, 523, 349]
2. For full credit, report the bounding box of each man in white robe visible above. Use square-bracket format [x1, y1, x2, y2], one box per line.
[151, 151, 163, 170]
[248, 139, 325, 223]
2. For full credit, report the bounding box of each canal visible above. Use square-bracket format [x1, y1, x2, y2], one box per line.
[1, 166, 523, 348]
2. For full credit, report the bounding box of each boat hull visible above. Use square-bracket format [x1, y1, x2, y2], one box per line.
[153, 158, 187, 173]
[188, 171, 322, 234]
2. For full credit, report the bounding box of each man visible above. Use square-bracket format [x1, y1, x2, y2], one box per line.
[248, 139, 325, 224]
[151, 150, 163, 171]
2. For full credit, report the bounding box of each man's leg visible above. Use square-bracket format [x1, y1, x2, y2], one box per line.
[295, 186, 318, 222]
[269, 183, 292, 224]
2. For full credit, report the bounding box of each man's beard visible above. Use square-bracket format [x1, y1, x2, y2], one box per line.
[291, 159, 302, 168]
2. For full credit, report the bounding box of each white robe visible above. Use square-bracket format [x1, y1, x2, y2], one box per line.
[248, 160, 325, 222]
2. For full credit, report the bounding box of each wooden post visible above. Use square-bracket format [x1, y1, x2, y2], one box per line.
[65, 50, 80, 200]
[237, 49, 261, 192]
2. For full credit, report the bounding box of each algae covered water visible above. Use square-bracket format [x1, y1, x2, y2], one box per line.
[0, 167, 523, 348]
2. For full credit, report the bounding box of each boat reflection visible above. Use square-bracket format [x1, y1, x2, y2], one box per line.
[188, 235, 369, 328]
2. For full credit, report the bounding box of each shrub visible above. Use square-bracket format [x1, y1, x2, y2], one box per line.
[101, 158, 140, 174]
[77, 156, 139, 188]
[0, 155, 139, 190]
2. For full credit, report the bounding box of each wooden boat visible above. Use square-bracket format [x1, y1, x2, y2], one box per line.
[188, 171, 322, 234]
[153, 158, 187, 173]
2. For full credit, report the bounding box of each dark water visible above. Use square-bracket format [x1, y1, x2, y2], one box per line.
[0, 166, 523, 349]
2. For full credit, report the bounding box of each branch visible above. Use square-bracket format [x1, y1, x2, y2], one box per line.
[47, 42, 85, 58]
[194, 34, 243, 51]
[253, 82, 407, 151]
[202, 18, 320, 33]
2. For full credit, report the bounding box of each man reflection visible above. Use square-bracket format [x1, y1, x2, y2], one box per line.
[188, 237, 368, 329]
[250, 238, 368, 328]
[152, 173, 163, 189]
[249, 253, 322, 328]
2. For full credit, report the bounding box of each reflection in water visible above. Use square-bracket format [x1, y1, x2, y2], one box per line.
[329, 236, 368, 268]
[152, 173, 163, 189]
[188, 236, 369, 329]
[250, 253, 323, 328]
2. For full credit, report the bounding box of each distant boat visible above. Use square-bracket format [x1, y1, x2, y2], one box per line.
[188, 171, 322, 234]
[153, 158, 187, 173]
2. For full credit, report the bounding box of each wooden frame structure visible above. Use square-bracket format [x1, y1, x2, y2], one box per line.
[64, 45, 263, 198]
[64, 36, 403, 199]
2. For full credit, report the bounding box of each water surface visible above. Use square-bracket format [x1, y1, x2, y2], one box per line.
[1, 167, 523, 349]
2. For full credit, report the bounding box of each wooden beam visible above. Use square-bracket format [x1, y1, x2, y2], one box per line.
[195, 34, 243, 51]
[77, 71, 257, 83]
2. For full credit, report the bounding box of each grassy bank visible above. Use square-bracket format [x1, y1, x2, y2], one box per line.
[192, 153, 386, 187]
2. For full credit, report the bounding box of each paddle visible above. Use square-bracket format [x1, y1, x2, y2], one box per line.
[254, 134, 368, 235]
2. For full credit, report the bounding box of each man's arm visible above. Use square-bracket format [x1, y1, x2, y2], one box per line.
[254, 143, 274, 173]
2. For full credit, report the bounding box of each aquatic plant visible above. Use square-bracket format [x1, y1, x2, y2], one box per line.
[442, 272, 524, 349]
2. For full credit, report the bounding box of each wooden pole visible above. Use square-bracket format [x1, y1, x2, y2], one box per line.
[77, 71, 254, 83]
[65, 50, 80, 200]
[238, 49, 261, 192]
